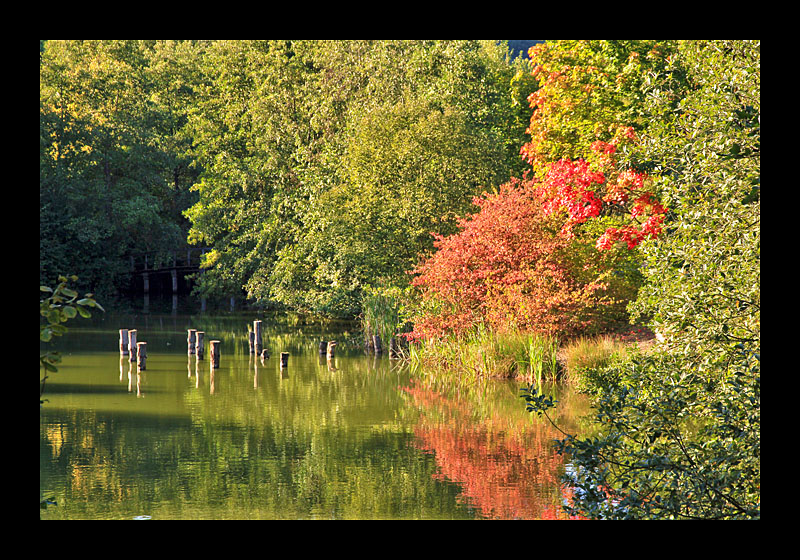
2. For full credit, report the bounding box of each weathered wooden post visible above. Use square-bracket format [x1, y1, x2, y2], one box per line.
[142, 272, 150, 294]
[136, 342, 147, 371]
[261, 349, 269, 360]
[248, 330, 256, 354]
[210, 340, 221, 369]
[319, 341, 328, 355]
[389, 337, 400, 359]
[253, 320, 263, 355]
[128, 329, 138, 362]
[119, 329, 129, 355]
[187, 329, 197, 355]
[171, 269, 178, 294]
[373, 334, 383, 354]
[280, 352, 289, 368]
[196, 331, 205, 359]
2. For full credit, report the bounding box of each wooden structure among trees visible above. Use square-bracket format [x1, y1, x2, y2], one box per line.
[128, 247, 210, 294]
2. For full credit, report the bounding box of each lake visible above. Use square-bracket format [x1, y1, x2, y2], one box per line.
[40, 304, 590, 520]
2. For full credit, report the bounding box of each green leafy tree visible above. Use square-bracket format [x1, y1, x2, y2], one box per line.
[521, 40, 678, 177]
[39, 40, 202, 295]
[523, 40, 760, 520]
[185, 40, 536, 316]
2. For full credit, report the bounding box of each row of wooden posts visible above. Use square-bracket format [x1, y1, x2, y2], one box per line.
[118, 322, 395, 369]
[119, 320, 295, 370]
[118, 328, 222, 370]
[364, 332, 401, 359]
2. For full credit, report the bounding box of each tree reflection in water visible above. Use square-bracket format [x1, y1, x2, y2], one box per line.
[402, 378, 584, 520]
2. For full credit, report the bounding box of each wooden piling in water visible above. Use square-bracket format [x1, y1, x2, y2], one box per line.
[373, 334, 383, 354]
[248, 330, 255, 354]
[254, 320, 263, 355]
[119, 329, 129, 355]
[196, 331, 205, 359]
[210, 340, 221, 368]
[136, 342, 147, 371]
[280, 352, 289, 368]
[187, 329, 197, 355]
[128, 329, 138, 362]
[319, 340, 328, 355]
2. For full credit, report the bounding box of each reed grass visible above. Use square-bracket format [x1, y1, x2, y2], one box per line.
[409, 325, 561, 385]
[560, 334, 631, 386]
[360, 287, 402, 348]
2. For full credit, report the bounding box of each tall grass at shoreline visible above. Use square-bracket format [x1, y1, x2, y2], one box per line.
[560, 334, 634, 387]
[409, 326, 560, 384]
[360, 286, 403, 350]
[408, 326, 643, 387]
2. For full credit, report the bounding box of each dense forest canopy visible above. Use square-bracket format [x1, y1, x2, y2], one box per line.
[40, 40, 538, 314]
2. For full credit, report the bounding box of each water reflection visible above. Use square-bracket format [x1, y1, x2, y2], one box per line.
[40, 308, 589, 520]
[402, 378, 585, 520]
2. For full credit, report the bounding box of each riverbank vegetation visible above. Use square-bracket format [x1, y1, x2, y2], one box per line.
[40, 40, 759, 519]
[518, 40, 760, 519]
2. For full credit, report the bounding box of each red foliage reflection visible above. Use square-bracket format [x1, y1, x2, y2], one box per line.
[403, 379, 584, 520]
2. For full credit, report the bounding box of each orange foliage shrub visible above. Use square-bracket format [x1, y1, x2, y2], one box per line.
[407, 178, 611, 341]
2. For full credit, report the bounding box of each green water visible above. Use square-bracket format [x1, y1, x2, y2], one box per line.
[40, 306, 588, 520]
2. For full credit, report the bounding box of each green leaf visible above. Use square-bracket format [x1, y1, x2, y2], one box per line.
[60, 288, 78, 298]
[63, 306, 77, 319]
[40, 286, 53, 293]
[47, 309, 61, 324]
[41, 360, 58, 372]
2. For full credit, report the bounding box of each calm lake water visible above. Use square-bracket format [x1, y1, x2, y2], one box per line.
[40, 303, 590, 520]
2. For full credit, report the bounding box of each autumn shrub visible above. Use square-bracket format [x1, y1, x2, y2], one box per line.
[406, 178, 612, 343]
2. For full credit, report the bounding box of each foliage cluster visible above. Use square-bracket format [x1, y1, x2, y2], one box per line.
[40, 40, 534, 309]
[405, 41, 675, 343]
[40, 41, 202, 296]
[181, 40, 535, 316]
[407, 178, 611, 341]
[40, 275, 103, 400]
[521, 40, 760, 519]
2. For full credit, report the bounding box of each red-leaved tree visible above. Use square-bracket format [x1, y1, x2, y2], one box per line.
[406, 178, 612, 341]
[535, 131, 667, 253]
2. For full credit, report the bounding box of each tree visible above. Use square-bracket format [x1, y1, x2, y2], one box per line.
[406, 178, 612, 341]
[523, 40, 760, 520]
[39, 40, 201, 295]
[520, 40, 678, 178]
[185, 40, 536, 316]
